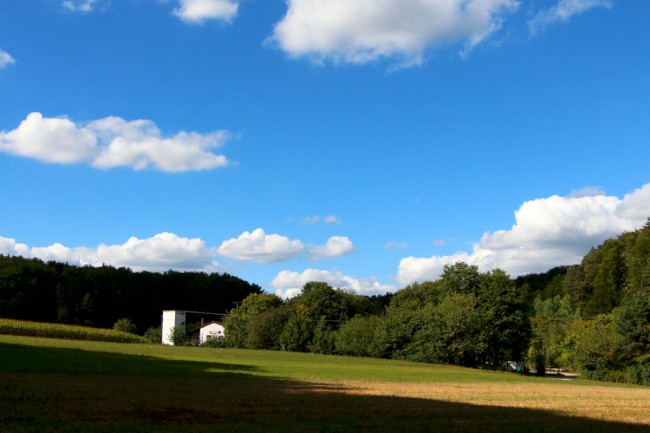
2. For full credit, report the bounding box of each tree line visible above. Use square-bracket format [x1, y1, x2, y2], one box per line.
[221, 219, 650, 384]
[223, 265, 531, 370]
[518, 218, 650, 384]
[0, 256, 261, 333]
[1, 218, 648, 384]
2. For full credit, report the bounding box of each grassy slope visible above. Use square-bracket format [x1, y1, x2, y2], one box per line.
[1, 335, 649, 433]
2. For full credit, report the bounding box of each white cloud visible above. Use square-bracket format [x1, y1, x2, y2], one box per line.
[303, 214, 342, 225]
[385, 241, 409, 250]
[397, 183, 650, 285]
[303, 215, 320, 225]
[62, 0, 98, 12]
[528, 0, 612, 35]
[569, 186, 605, 198]
[217, 228, 305, 263]
[432, 237, 456, 246]
[270, 268, 395, 298]
[309, 236, 355, 259]
[173, 0, 238, 24]
[0, 112, 231, 172]
[0, 49, 16, 68]
[0, 233, 219, 273]
[270, 0, 519, 66]
[323, 215, 342, 224]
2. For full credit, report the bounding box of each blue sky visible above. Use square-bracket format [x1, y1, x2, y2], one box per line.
[1, 0, 649, 297]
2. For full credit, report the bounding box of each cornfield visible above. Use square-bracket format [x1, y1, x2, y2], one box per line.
[0, 318, 149, 344]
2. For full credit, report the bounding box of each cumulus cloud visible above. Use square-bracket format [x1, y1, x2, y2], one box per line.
[0, 49, 15, 68]
[217, 229, 356, 263]
[270, 268, 395, 298]
[217, 228, 305, 263]
[62, 0, 98, 12]
[309, 236, 355, 259]
[528, 0, 612, 35]
[270, 0, 519, 66]
[173, 0, 238, 24]
[0, 233, 219, 273]
[0, 112, 231, 172]
[397, 183, 650, 285]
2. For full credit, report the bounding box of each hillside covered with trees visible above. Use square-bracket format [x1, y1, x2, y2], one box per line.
[223, 219, 650, 384]
[0, 256, 261, 333]
[1, 219, 648, 384]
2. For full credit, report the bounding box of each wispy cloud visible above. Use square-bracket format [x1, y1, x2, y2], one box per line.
[528, 0, 612, 35]
[0, 49, 16, 68]
[303, 214, 342, 225]
[0, 113, 232, 172]
[384, 241, 409, 251]
[62, 0, 99, 13]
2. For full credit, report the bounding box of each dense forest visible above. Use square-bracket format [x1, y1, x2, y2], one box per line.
[222, 219, 650, 384]
[0, 256, 261, 333]
[1, 219, 648, 384]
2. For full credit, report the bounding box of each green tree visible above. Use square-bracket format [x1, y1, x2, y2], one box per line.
[278, 314, 313, 352]
[406, 293, 483, 366]
[246, 306, 291, 350]
[438, 262, 481, 297]
[335, 315, 385, 358]
[615, 289, 650, 362]
[570, 314, 623, 380]
[530, 295, 579, 370]
[224, 293, 283, 348]
[477, 269, 531, 368]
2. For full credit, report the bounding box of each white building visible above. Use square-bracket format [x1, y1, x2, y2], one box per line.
[161, 310, 187, 345]
[198, 322, 225, 344]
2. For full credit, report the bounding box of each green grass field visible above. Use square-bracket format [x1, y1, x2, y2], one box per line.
[1, 335, 649, 432]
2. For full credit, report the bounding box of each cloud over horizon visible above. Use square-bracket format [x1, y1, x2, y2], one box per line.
[0, 232, 219, 273]
[270, 268, 395, 298]
[397, 183, 650, 285]
[270, 0, 519, 66]
[0, 113, 231, 172]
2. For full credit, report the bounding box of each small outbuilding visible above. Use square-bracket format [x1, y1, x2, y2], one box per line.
[197, 322, 225, 345]
[162, 310, 187, 345]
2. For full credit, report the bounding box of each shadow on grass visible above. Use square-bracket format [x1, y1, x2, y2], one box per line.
[0, 341, 259, 378]
[1, 342, 649, 433]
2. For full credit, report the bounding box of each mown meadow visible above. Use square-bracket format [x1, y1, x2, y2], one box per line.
[1, 334, 649, 433]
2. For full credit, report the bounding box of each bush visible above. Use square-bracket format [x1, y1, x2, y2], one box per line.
[627, 355, 650, 385]
[169, 326, 189, 346]
[143, 325, 162, 343]
[203, 336, 226, 348]
[113, 318, 137, 334]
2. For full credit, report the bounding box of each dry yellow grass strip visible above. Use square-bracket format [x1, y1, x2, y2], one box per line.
[318, 380, 650, 425]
